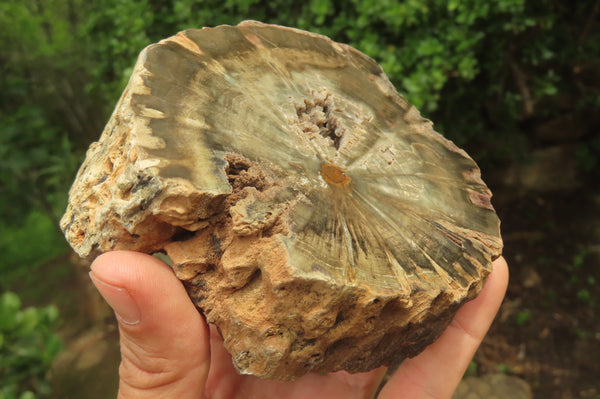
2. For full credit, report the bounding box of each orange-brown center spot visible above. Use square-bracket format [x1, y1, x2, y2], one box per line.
[320, 163, 351, 188]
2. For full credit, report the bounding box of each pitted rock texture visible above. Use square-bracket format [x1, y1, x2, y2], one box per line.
[61, 21, 503, 380]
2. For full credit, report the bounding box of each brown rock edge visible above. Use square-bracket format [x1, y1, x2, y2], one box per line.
[61, 21, 503, 380]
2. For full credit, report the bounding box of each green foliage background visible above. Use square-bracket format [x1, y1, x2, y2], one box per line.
[2, 0, 598, 232]
[0, 1, 598, 396]
[0, 292, 62, 399]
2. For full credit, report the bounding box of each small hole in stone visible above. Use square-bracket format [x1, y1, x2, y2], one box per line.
[170, 228, 195, 243]
[333, 312, 345, 327]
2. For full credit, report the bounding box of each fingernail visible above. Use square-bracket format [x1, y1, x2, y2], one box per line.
[89, 271, 141, 325]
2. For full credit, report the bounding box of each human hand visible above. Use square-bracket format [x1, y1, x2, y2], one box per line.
[90, 251, 508, 399]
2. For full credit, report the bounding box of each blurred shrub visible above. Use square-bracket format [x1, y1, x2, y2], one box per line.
[0, 292, 62, 399]
[0, 105, 80, 225]
[0, 212, 69, 289]
[0, 0, 96, 225]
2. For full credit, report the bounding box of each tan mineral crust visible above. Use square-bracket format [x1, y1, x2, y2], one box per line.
[61, 21, 503, 380]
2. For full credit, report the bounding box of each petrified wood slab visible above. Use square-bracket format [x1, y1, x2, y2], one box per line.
[61, 21, 503, 380]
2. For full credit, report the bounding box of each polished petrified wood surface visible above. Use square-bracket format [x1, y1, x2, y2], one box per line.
[61, 21, 503, 380]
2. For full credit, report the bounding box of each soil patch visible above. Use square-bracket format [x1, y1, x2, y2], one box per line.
[474, 175, 600, 398]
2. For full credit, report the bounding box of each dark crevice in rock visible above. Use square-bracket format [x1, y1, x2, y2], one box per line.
[170, 227, 196, 243]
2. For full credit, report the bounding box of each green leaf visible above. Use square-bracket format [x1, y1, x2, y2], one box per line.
[577, 289, 591, 303]
[515, 310, 531, 326]
[448, 0, 460, 12]
[416, 37, 444, 57]
[310, 0, 333, 24]
[0, 292, 21, 331]
[42, 335, 63, 364]
[23, 307, 42, 331]
[44, 306, 59, 324]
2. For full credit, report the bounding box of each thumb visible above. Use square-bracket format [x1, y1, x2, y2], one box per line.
[90, 251, 210, 399]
